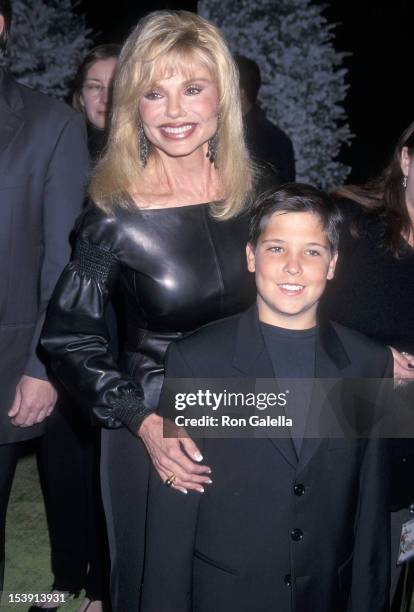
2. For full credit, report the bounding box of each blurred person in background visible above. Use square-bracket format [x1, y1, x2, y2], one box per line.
[235, 54, 295, 185]
[321, 121, 414, 610]
[0, 0, 87, 598]
[30, 46, 120, 612]
[72, 44, 120, 163]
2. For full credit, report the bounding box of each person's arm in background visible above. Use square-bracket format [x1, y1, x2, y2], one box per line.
[389, 346, 414, 382]
[9, 112, 88, 427]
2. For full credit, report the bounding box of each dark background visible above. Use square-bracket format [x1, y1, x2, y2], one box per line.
[77, 0, 414, 184]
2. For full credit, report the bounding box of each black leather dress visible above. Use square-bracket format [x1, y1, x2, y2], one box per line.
[41, 201, 256, 611]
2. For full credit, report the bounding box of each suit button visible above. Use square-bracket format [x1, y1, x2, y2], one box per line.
[293, 483, 305, 496]
[284, 573, 292, 587]
[291, 528, 303, 541]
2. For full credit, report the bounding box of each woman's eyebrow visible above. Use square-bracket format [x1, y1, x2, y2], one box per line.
[182, 77, 211, 84]
[151, 77, 211, 87]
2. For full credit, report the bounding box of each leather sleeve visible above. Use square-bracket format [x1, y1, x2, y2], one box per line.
[41, 207, 153, 432]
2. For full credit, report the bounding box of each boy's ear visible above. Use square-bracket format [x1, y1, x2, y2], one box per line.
[246, 243, 256, 273]
[327, 252, 338, 280]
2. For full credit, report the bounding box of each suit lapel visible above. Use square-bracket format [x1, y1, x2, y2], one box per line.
[297, 319, 351, 474]
[232, 306, 298, 468]
[316, 318, 350, 376]
[0, 70, 25, 157]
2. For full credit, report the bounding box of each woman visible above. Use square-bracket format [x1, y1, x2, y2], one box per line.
[41, 11, 258, 611]
[72, 44, 120, 162]
[31, 46, 120, 612]
[321, 122, 414, 608]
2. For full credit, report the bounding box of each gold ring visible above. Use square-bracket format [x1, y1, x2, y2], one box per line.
[164, 473, 176, 487]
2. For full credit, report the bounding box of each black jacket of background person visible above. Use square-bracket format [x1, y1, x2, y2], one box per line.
[0, 69, 88, 444]
[244, 104, 296, 184]
[141, 306, 393, 612]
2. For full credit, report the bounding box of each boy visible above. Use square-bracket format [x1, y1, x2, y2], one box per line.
[141, 184, 392, 612]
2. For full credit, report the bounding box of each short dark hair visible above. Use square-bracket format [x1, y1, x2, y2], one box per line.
[0, 0, 12, 51]
[235, 54, 261, 104]
[72, 44, 121, 113]
[249, 183, 343, 252]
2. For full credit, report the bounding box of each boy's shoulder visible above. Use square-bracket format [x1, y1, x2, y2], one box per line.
[172, 310, 392, 376]
[329, 320, 392, 374]
[330, 319, 385, 351]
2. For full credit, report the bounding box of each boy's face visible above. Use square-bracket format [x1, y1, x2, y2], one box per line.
[246, 211, 338, 330]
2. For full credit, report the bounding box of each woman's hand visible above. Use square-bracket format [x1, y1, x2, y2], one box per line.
[138, 413, 212, 494]
[390, 347, 414, 383]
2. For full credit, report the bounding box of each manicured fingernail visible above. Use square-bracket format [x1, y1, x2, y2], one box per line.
[181, 489, 188, 495]
[206, 479, 213, 484]
[194, 452, 203, 461]
[198, 487, 205, 493]
[206, 468, 212, 474]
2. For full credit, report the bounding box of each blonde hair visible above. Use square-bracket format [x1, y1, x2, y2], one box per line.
[89, 10, 253, 219]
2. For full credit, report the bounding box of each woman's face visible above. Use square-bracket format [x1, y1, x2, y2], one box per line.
[138, 62, 219, 160]
[80, 57, 118, 129]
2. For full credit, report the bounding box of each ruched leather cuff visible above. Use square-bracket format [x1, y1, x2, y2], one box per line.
[107, 386, 154, 434]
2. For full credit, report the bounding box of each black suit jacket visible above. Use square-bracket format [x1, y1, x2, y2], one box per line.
[141, 307, 393, 612]
[0, 69, 88, 444]
[245, 105, 296, 184]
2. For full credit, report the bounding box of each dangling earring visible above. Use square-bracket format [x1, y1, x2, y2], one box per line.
[403, 175, 408, 189]
[206, 132, 218, 164]
[138, 122, 149, 167]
